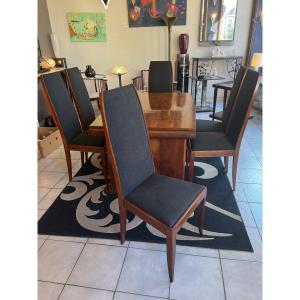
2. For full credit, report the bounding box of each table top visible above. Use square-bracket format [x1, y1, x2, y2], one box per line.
[90, 91, 196, 139]
[192, 56, 243, 61]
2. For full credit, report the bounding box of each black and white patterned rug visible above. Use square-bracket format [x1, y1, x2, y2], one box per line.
[38, 154, 253, 252]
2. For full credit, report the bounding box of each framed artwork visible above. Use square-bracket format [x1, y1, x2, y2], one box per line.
[127, 0, 187, 27]
[67, 12, 107, 42]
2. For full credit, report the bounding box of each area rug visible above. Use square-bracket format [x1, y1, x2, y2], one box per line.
[38, 154, 253, 252]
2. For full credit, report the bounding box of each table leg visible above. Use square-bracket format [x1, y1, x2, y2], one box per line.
[223, 89, 228, 111]
[212, 87, 218, 120]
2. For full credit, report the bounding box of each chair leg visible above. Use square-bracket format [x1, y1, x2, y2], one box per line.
[198, 196, 206, 236]
[64, 148, 72, 181]
[96, 98, 101, 110]
[101, 149, 109, 185]
[119, 203, 127, 244]
[166, 231, 176, 282]
[232, 154, 239, 191]
[212, 87, 218, 120]
[80, 152, 84, 166]
[224, 156, 228, 173]
[85, 152, 88, 160]
[188, 155, 194, 182]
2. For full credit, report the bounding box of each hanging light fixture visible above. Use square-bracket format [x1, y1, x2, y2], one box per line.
[101, 0, 111, 9]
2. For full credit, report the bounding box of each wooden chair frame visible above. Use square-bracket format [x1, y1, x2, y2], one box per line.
[40, 75, 108, 182]
[188, 69, 260, 191]
[100, 91, 207, 282]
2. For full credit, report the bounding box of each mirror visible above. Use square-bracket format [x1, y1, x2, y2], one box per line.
[199, 0, 238, 45]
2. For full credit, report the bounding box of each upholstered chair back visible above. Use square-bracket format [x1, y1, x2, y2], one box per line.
[41, 72, 82, 143]
[226, 69, 260, 147]
[102, 85, 154, 196]
[148, 61, 173, 93]
[65, 67, 95, 129]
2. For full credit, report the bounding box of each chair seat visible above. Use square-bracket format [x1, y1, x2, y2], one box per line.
[191, 132, 234, 151]
[196, 119, 224, 132]
[126, 174, 206, 227]
[70, 132, 105, 147]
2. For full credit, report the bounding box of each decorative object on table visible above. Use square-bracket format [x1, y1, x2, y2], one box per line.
[52, 57, 67, 68]
[127, 0, 186, 27]
[199, 0, 238, 45]
[251, 52, 262, 72]
[39, 57, 56, 71]
[111, 66, 128, 87]
[176, 34, 189, 92]
[84, 65, 96, 78]
[211, 46, 224, 57]
[67, 12, 107, 42]
[100, 0, 111, 9]
[50, 32, 60, 57]
[179, 33, 189, 54]
[38, 154, 253, 253]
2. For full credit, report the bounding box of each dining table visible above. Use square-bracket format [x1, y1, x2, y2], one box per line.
[90, 91, 196, 180]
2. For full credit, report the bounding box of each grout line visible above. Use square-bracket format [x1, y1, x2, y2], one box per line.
[218, 251, 227, 300]
[115, 290, 169, 300]
[113, 245, 129, 297]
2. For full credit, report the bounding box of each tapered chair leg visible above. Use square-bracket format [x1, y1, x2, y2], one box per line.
[198, 197, 206, 236]
[101, 149, 109, 185]
[85, 152, 88, 160]
[232, 154, 239, 191]
[64, 148, 72, 181]
[80, 152, 85, 166]
[119, 204, 127, 245]
[224, 156, 229, 173]
[166, 231, 176, 282]
[188, 155, 194, 182]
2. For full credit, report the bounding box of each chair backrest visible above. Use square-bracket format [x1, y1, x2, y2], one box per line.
[40, 72, 82, 144]
[101, 85, 154, 197]
[223, 65, 247, 128]
[132, 76, 143, 90]
[148, 61, 173, 93]
[226, 68, 260, 147]
[65, 67, 95, 130]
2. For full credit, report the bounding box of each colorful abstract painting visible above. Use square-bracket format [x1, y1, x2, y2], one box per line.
[67, 12, 107, 42]
[127, 0, 187, 27]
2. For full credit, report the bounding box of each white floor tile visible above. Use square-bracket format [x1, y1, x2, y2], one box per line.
[222, 260, 262, 300]
[38, 239, 45, 250]
[170, 254, 225, 300]
[38, 172, 65, 188]
[38, 158, 56, 171]
[68, 244, 126, 290]
[176, 244, 219, 258]
[243, 184, 262, 203]
[38, 188, 50, 203]
[236, 202, 256, 227]
[38, 240, 84, 283]
[117, 248, 170, 298]
[54, 174, 70, 188]
[59, 285, 114, 300]
[249, 203, 262, 228]
[38, 188, 62, 210]
[88, 238, 129, 247]
[258, 228, 262, 240]
[43, 158, 79, 173]
[38, 281, 64, 300]
[38, 209, 47, 221]
[48, 235, 87, 243]
[219, 227, 262, 262]
[236, 168, 262, 185]
[129, 241, 165, 251]
[114, 292, 166, 300]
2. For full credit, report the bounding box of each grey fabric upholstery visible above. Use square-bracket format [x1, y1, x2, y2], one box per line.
[222, 66, 247, 128]
[226, 69, 260, 147]
[127, 174, 206, 227]
[196, 119, 224, 132]
[196, 66, 246, 133]
[70, 132, 105, 147]
[42, 72, 82, 144]
[191, 132, 234, 151]
[66, 67, 95, 129]
[103, 85, 154, 196]
[148, 61, 173, 93]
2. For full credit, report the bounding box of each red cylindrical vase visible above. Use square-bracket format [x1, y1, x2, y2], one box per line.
[179, 34, 189, 54]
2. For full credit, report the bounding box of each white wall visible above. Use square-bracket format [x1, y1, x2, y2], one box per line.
[46, 0, 253, 91]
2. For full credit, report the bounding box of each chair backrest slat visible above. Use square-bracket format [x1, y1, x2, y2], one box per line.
[223, 66, 247, 128]
[148, 61, 173, 93]
[65, 67, 95, 129]
[102, 85, 154, 197]
[226, 69, 260, 147]
[41, 72, 82, 144]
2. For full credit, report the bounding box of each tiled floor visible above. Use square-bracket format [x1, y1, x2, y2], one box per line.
[38, 100, 262, 300]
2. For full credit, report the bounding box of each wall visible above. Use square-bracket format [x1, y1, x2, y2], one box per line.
[46, 0, 253, 92]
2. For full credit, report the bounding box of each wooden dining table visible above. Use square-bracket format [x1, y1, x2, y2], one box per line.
[90, 91, 196, 179]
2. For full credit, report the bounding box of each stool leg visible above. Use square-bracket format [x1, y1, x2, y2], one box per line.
[212, 87, 218, 120]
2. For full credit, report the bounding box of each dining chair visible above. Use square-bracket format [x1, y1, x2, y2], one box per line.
[132, 75, 143, 90]
[100, 85, 207, 282]
[40, 71, 108, 182]
[196, 66, 247, 133]
[148, 61, 173, 92]
[188, 68, 260, 191]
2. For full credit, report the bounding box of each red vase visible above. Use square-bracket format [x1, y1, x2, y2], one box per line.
[179, 34, 189, 54]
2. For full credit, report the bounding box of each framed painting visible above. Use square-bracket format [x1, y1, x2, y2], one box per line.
[67, 12, 107, 42]
[127, 0, 187, 27]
